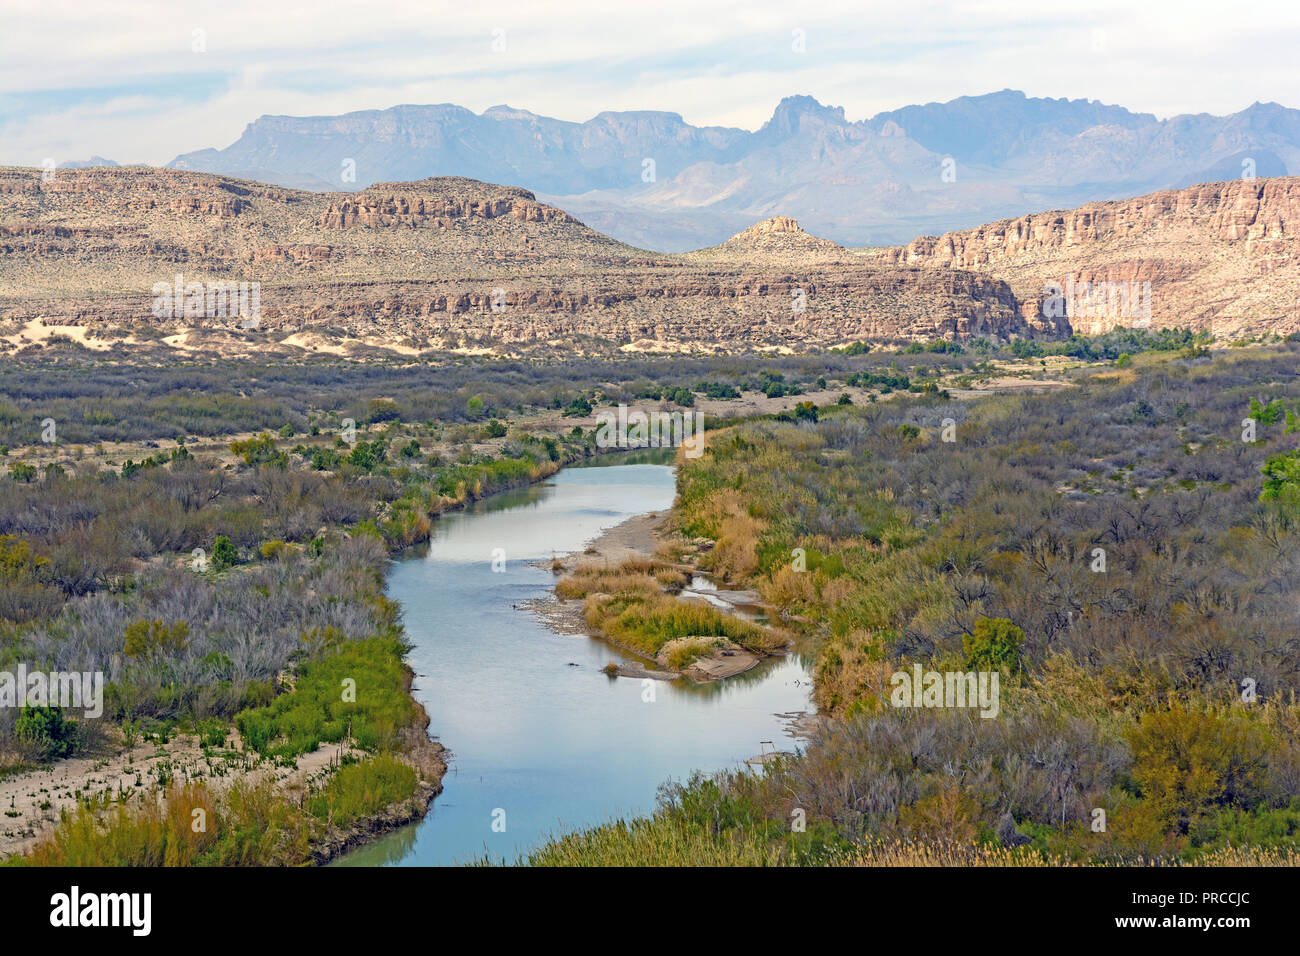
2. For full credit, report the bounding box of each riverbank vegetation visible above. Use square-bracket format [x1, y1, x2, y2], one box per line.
[7, 331, 1283, 865]
[533, 342, 1300, 865]
[12, 751, 422, 866]
[556, 556, 781, 666]
[0, 331, 1179, 446]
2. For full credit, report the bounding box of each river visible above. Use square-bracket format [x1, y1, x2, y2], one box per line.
[334, 456, 813, 866]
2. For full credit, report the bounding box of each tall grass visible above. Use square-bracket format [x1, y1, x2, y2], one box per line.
[559, 556, 778, 661]
[235, 635, 415, 758]
[14, 753, 422, 866]
[527, 816, 787, 867]
[14, 779, 312, 867]
[306, 755, 418, 829]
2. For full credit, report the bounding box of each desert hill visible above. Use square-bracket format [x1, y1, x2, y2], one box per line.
[688, 217, 844, 263]
[6, 166, 1295, 356]
[0, 166, 1030, 355]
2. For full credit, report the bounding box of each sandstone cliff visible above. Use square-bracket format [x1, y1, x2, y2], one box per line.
[0, 167, 1034, 355]
[874, 177, 1300, 337]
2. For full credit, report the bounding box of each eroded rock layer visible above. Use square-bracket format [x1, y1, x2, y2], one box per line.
[874, 178, 1300, 337]
[0, 167, 1034, 353]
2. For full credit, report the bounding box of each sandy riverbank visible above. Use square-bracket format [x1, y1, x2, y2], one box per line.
[0, 699, 446, 862]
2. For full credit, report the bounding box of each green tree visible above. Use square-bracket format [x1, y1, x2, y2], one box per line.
[366, 398, 401, 423]
[1249, 397, 1285, 426]
[1260, 448, 1300, 506]
[212, 535, 239, 571]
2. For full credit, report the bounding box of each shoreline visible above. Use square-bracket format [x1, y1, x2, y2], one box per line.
[3, 449, 700, 863]
[0, 671, 448, 864]
[534, 505, 783, 682]
[310, 697, 448, 865]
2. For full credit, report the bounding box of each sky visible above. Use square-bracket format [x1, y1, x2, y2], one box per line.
[2, 0, 1299, 167]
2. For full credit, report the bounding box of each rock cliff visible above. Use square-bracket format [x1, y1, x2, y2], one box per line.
[876, 177, 1300, 337]
[0, 167, 1034, 355]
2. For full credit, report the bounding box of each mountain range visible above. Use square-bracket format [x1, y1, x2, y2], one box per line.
[162, 90, 1300, 251]
[0, 167, 1033, 357]
[5, 164, 1298, 356]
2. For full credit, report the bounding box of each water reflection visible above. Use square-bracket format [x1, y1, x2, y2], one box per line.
[334, 459, 814, 867]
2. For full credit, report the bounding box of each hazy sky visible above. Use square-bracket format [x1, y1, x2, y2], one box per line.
[2, 0, 1298, 166]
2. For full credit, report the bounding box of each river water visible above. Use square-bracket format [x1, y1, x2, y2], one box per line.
[335, 457, 813, 866]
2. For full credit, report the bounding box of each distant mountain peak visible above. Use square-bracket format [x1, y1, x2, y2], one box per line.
[162, 91, 1300, 252]
[731, 216, 806, 237]
[762, 95, 848, 134]
[58, 156, 119, 169]
[482, 105, 539, 120]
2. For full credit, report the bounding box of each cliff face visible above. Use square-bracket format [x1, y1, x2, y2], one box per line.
[6, 166, 1298, 353]
[312, 180, 578, 228]
[878, 177, 1300, 337]
[0, 167, 1036, 355]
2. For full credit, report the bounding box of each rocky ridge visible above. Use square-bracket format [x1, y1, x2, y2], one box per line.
[872, 177, 1300, 337]
[0, 166, 1035, 354]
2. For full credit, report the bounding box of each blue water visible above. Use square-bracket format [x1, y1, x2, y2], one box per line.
[334, 460, 813, 866]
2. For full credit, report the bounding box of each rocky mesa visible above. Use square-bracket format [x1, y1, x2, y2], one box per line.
[0, 166, 1036, 356]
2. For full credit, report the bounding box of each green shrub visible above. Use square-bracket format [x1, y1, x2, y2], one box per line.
[123, 618, 190, 660]
[197, 717, 228, 748]
[1128, 706, 1271, 834]
[230, 432, 285, 467]
[961, 617, 1024, 675]
[234, 636, 414, 758]
[211, 535, 239, 571]
[562, 395, 592, 417]
[306, 755, 418, 829]
[346, 440, 387, 471]
[15, 706, 78, 760]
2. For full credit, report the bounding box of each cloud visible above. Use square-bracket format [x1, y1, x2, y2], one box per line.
[2, 0, 1298, 165]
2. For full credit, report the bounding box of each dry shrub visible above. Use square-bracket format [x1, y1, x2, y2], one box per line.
[896, 783, 981, 844]
[814, 631, 894, 715]
[700, 490, 763, 580]
[654, 566, 691, 589]
[762, 563, 818, 609]
[556, 562, 661, 600]
[659, 636, 725, 670]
